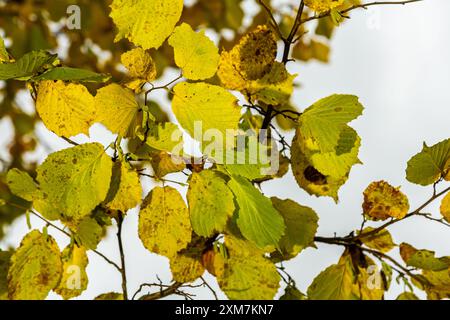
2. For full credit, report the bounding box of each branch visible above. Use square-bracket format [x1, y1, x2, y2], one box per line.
[116, 213, 128, 300]
[257, 0, 285, 40]
[282, 0, 305, 64]
[301, 0, 423, 24]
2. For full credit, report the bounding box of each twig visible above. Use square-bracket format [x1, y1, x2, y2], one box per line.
[61, 136, 79, 146]
[200, 276, 219, 300]
[139, 173, 188, 187]
[257, 0, 285, 40]
[300, 0, 423, 24]
[282, 0, 305, 64]
[116, 213, 128, 300]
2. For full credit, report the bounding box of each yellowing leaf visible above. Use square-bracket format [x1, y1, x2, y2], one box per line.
[36, 80, 95, 137]
[187, 170, 235, 237]
[6, 169, 37, 202]
[95, 292, 124, 300]
[363, 181, 410, 221]
[110, 0, 183, 49]
[104, 162, 142, 212]
[172, 82, 241, 140]
[217, 236, 280, 300]
[35, 143, 113, 222]
[139, 186, 191, 257]
[76, 217, 104, 250]
[150, 151, 186, 178]
[170, 235, 206, 283]
[399, 243, 450, 272]
[168, 23, 219, 80]
[304, 0, 344, 13]
[270, 197, 319, 261]
[406, 139, 450, 186]
[417, 269, 450, 300]
[95, 84, 141, 138]
[121, 47, 157, 91]
[7, 230, 62, 300]
[227, 175, 285, 249]
[396, 292, 419, 300]
[137, 121, 183, 153]
[54, 245, 89, 300]
[440, 192, 450, 223]
[218, 25, 276, 84]
[0, 251, 12, 300]
[360, 227, 395, 253]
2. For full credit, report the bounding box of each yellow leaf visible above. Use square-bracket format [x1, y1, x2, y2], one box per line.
[150, 151, 186, 178]
[6, 169, 37, 202]
[95, 83, 141, 138]
[218, 25, 277, 85]
[304, 0, 344, 13]
[7, 230, 62, 300]
[36, 80, 95, 137]
[440, 192, 450, 223]
[54, 245, 89, 300]
[363, 181, 410, 221]
[172, 82, 241, 141]
[121, 47, 157, 92]
[360, 227, 395, 253]
[138, 186, 191, 258]
[110, 0, 183, 49]
[168, 23, 219, 80]
[104, 162, 142, 212]
[170, 235, 206, 283]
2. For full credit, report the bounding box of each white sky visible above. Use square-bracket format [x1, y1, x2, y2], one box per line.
[1, 0, 450, 300]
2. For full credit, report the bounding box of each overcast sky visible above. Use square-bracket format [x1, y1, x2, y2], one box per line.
[1, 0, 449, 300]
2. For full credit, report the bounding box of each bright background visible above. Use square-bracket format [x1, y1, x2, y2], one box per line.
[1, 0, 449, 300]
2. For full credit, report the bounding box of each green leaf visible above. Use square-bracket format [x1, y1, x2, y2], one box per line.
[406, 139, 450, 186]
[137, 121, 183, 153]
[139, 186, 191, 258]
[227, 175, 285, 249]
[400, 243, 450, 271]
[0, 50, 57, 80]
[396, 292, 419, 300]
[6, 169, 37, 202]
[76, 217, 104, 250]
[217, 236, 280, 300]
[270, 197, 319, 261]
[299, 94, 363, 153]
[35, 143, 113, 222]
[7, 230, 62, 300]
[32, 67, 110, 82]
[187, 170, 235, 237]
[279, 286, 307, 300]
[95, 292, 124, 300]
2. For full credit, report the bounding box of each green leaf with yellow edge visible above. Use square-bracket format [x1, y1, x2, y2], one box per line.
[36, 80, 96, 137]
[75, 217, 104, 250]
[121, 47, 157, 92]
[304, 0, 344, 13]
[95, 292, 124, 300]
[217, 236, 280, 300]
[362, 181, 410, 221]
[6, 169, 37, 202]
[7, 230, 62, 300]
[0, 251, 12, 300]
[139, 186, 191, 258]
[406, 139, 450, 186]
[35, 143, 113, 222]
[95, 84, 141, 138]
[440, 192, 450, 223]
[172, 82, 241, 141]
[227, 175, 285, 249]
[137, 121, 184, 153]
[32, 67, 110, 83]
[170, 234, 206, 283]
[415, 269, 450, 300]
[104, 162, 142, 212]
[150, 151, 186, 178]
[299, 94, 363, 154]
[360, 227, 395, 253]
[168, 23, 219, 80]
[396, 292, 419, 300]
[187, 170, 234, 237]
[270, 197, 319, 261]
[54, 245, 89, 300]
[399, 243, 450, 272]
[0, 50, 57, 80]
[110, 0, 183, 49]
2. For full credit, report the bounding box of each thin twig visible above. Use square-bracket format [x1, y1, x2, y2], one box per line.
[116, 213, 128, 300]
[257, 0, 285, 40]
[200, 276, 219, 300]
[139, 172, 188, 187]
[301, 0, 423, 24]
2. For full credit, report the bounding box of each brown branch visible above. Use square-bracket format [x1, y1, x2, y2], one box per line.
[301, 0, 423, 24]
[257, 0, 285, 40]
[116, 213, 128, 300]
[282, 0, 305, 64]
